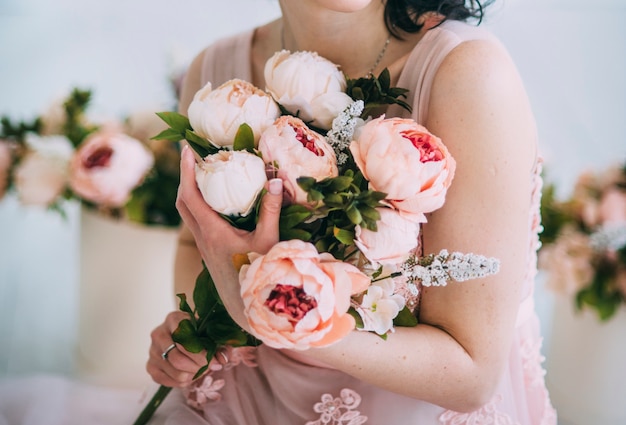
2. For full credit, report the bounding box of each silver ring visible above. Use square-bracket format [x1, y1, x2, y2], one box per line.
[161, 343, 176, 360]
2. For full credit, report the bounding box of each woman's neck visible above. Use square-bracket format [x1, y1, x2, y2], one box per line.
[278, 0, 390, 79]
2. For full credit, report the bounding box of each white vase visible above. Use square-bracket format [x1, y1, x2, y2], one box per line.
[545, 296, 626, 425]
[76, 207, 178, 390]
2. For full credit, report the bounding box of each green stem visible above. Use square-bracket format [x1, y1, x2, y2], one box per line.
[132, 385, 172, 425]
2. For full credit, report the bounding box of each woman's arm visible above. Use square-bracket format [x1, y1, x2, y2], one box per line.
[300, 38, 537, 412]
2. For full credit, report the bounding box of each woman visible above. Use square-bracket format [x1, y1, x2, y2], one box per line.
[146, 1, 556, 423]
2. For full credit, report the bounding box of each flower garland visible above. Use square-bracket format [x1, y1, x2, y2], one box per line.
[539, 162, 626, 321]
[133, 50, 500, 424]
[0, 88, 182, 227]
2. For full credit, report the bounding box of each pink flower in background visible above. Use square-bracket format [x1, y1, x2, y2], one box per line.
[354, 207, 421, 266]
[598, 187, 626, 225]
[259, 115, 338, 205]
[12, 135, 74, 207]
[538, 226, 595, 296]
[69, 129, 154, 207]
[239, 239, 369, 350]
[349, 116, 456, 222]
[14, 153, 68, 206]
[194, 150, 267, 217]
[188, 79, 280, 148]
[0, 142, 12, 200]
[264, 50, 353, 130]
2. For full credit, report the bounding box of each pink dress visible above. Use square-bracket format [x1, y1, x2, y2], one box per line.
[154, 20, 557, 425]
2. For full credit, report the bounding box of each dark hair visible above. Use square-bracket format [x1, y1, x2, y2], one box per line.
[384, 0, 493, 37]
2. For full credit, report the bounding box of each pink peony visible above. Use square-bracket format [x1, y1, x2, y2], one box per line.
[354, 207, 421, 266]
[239, 239, 370, 350]
[349, 116, 456, 222]
[69, 129, 154, 207]
[0, 141, 12, 200]
[258, 115, 338, 205]
[188, 79, 280, 148]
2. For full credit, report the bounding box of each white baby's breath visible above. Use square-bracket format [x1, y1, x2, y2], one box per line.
[401, 249, 500, 287]
[326, 100, 364, 166]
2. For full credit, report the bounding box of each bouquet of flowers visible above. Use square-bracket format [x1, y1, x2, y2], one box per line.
[0, 88, 181, 227]
[539, 162, 626, 321]
[134, 50, 500, 424]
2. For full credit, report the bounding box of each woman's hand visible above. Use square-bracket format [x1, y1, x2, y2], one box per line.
[175, 145, 284, 329]
[146, 311, 208, 388]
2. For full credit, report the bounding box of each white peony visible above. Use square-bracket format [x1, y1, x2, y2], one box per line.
[264, 50, 353, 130]
[188, 79, 280, 149]
[195, 150, 267, 217]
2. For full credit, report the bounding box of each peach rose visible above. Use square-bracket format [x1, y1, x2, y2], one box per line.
[239, 239, 370, 350]
[0, 141, 12, 199]
[264, 50, 353, 130]
[188, 79, 280, 148]
[258, 115, 338, 205]
[69, 129, 154, 207]
[349, 116, 456, 222]
[354, 207, 421, 266]
[195, 150, 267, 217]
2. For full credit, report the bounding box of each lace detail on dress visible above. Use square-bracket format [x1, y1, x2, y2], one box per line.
[305, 388, 368, 425]
[183, 346, 258, 410]
[439, 395, 520, 425]
[520, 337, 546, 388]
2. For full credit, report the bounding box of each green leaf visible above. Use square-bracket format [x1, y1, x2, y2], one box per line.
[172, 319, 204, 353]
[280, 210, 313, 229]
[193, 364, 209, 380]
[333, 227, 355, 245]
[308, 189, 324, 202]
[348, 307, 364, 329]
[346, 205, 362, 225]
[393, 306, 419, 327]
[280, 228, 312, 242]
[359, 206, 380, 222]
[378, 68, 391, 92]
[193, 266, 214, 320]
[176, 294, 194, 316]
[296, 176, 317, 192]
[184, 130, 214, 151]
[156, 111, 191, 132]
[186, 140, 211, 159]
[233, 123, 255, 151]
[151, 128, 184, 142]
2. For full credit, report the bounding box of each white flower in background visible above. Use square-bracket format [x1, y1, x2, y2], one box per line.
[124, 108, 169, 143]
[355, 278, 405, 335]
[195, 150, 267, 217]
[354, 207, 421, 266]
[264, 50, 353, 130]
[188, 79, 280, 148]
[69, 128, 154, 207]
[13, 134, 74, 206]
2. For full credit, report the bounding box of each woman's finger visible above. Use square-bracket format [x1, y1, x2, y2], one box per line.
[253, 178, 283, 251]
